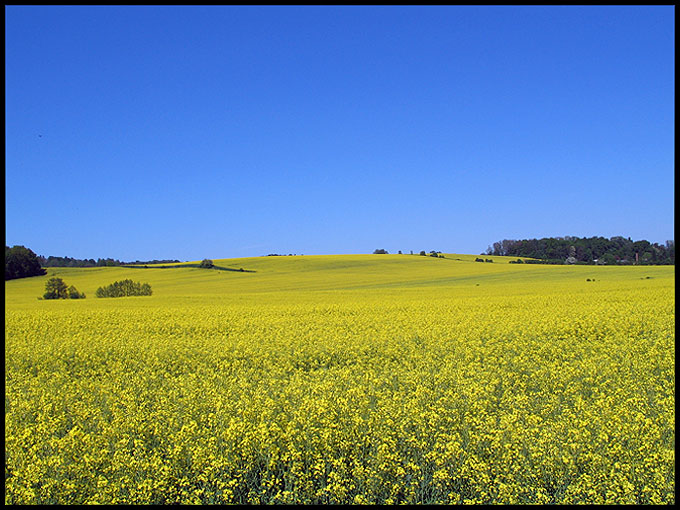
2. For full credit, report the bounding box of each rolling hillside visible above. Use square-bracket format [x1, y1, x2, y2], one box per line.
[5, 252, 673, 307]
[5, 252, 674, 504]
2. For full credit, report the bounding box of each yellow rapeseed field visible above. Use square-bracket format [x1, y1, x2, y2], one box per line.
[4, 254, 675, 504]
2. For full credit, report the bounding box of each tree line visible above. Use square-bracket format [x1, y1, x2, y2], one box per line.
[6, 245, 182, 280]
[37, 255, 181, 267]
[485, 236, 674, 265]
[373, 249, 445, 258]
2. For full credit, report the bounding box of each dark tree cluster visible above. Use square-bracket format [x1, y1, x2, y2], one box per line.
[95, 279, 152, 298]
[37, 255, 181, 267]
[373, 249, 389, 254]
[121, 259, 181, 265]
[42, 277, 85, 299]
[37, 256, 120, 267]
[199, 259, 215, 268]
[5, 245, 47, 280]
[485, 236, 674, 265]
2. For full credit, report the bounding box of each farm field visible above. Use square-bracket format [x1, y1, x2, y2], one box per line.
[4, 254, 675, 504]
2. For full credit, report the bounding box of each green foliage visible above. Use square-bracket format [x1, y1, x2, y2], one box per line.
[37, 255, 182, 268]
[39, 256, 99, 267]
[95, 279, 152, 298]
[42, 278, 85, 300]
[199, 259, 215, 268]
[373, 249, 388, 254]
[43, 277, 69, 299]
[5, 245, 47, 280]
[487, 236, 675, 265]
[67, 285, 86, 299]
[602, 253, 617, 266]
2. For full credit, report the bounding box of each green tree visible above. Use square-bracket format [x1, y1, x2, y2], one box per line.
[43, 277, 68, 299]
[5, 245, 47, 280]
[200, 259, 214, 268]
[602, 253, 617, 265]
[67, 285, 85, 299]
[140, 283, 152, 296]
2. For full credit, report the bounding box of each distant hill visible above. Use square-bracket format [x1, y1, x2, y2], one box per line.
[6, 252, 675, 305]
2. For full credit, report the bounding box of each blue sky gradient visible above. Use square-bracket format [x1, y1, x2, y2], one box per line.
[5, 6, 675, 261]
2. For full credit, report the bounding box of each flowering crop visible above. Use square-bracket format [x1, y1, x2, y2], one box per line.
[4, 256, 675, 504]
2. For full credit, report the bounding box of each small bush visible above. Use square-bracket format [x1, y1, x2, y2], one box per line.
[199, 259, 214, 268]
[67, 285, 86, 299]
[42, 277, 85, 299]
[96, 279, 152, 298]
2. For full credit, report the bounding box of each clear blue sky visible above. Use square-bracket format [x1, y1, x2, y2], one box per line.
[5, 6, 675, 261]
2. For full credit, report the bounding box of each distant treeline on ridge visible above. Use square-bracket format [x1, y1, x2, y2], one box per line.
[485, 236, 674, 265]
[37, 256, 182, 267]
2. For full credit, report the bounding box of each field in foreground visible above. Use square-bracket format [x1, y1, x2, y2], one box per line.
[5, 254, 675, 504]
